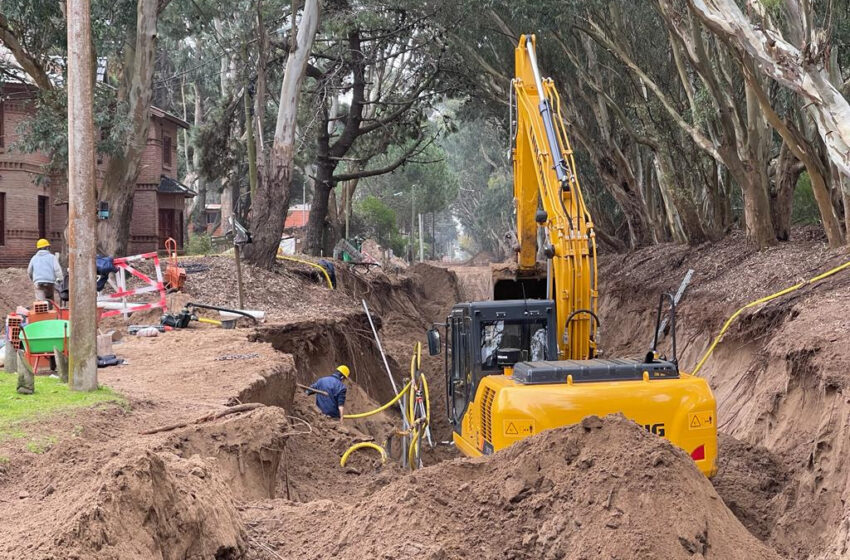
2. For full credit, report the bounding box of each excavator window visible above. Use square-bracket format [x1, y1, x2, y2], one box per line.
[479, 319, 548, 371]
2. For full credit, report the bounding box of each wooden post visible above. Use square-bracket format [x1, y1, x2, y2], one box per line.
[4, 338, 17, 374]
[67, 0, 99, 391]
[234, 244, 246, 309]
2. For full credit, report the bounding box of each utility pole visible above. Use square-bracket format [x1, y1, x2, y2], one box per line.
[410, 184, 416, 263]
[67, 0, 98, 391]
[418, 212, 424, 262]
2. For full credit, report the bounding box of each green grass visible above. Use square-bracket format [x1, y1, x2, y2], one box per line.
[0, 372, 124, 441]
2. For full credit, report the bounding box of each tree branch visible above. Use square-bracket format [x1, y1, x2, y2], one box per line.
[0, 14, 53, 90]
[332, 135, 430, 182]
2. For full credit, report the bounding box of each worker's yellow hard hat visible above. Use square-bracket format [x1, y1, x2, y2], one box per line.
[36, 238, 50, 249]
[336, 365, 350, 378]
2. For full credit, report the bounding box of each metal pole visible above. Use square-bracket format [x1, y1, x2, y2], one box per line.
[361, 299, 409, 425]
[410, 187, 415, 263]
[67, 0, 98, 391]
[418, 212, 424, 263]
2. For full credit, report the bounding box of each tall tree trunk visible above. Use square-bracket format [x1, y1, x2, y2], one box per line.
[190, 83, 207, 233]
[96, 0, 158, 256]
[770, 142, 804, 241]
[305, 148, 334, 256]
[244, 0, 321, 267]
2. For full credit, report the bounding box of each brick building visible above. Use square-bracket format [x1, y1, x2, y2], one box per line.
[0, 83, 191, 267]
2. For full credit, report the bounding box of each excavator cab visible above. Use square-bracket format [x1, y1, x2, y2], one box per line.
[431, 300, 557, 428]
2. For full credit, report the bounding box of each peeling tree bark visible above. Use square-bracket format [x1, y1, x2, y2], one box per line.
[687, 0, 850, 178]
[96, 0, 159, 256]
[245, 0, 321, 267]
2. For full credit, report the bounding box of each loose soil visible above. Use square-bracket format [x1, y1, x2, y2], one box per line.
[598, 227, 850, 559]
[244, 416, 779, 560]
[2, 228, 849, 559]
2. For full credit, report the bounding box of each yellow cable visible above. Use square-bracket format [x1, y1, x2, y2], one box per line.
[275, 255, 334, 289]
[342, 381, 412, 419]
[691, 259, 850, 376]
[407, 426, 421, 470]
[421, 374, 430, 426]
[340, 442, 387, 467]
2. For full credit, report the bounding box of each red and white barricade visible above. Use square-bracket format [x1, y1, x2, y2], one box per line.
[97, 252, 168, 319]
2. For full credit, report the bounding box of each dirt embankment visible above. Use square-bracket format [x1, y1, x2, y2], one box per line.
[598, 228, 850, 559]
[245, 415, 780, 560]
[5, 245, 832, 560]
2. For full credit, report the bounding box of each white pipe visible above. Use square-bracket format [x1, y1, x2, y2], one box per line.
[362, 299, 409, 429]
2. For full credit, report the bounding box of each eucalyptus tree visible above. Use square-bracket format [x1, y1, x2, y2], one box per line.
[0, 0, 175, 255]
[298, 0, 454, 256]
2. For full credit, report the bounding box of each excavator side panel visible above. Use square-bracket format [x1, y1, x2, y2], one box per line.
[453, 372, 718, 477]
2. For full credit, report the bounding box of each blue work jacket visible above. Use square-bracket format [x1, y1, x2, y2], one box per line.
[310, 372, 347, 418]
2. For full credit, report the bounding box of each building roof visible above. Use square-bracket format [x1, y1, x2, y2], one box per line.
[157, 175, 196, 198]
[285, 208, 310, 229]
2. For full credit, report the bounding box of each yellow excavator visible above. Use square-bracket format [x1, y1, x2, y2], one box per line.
[427, 35, 717, 477]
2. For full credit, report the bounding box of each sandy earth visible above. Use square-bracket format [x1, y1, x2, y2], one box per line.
[1, 229, 849, 558]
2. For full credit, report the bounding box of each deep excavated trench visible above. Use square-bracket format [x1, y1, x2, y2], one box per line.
[5, 238, 847, 560]
[218, 250, 850, 559]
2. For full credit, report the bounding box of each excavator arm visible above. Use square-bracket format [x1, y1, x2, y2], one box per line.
[501, 34, 599, 360]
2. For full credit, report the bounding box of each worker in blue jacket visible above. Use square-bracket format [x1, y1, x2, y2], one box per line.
[309, 365, 350, 423]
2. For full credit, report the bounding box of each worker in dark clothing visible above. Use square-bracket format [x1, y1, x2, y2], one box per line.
[309, 365, 350, 422]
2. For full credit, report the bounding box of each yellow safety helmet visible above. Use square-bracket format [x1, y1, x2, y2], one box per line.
[336, 365, 350, 378]
[36, 238, 50, 249]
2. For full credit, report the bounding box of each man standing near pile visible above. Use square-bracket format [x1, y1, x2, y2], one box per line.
[309, 365, 350, 423]
[27, 239, 63, 302]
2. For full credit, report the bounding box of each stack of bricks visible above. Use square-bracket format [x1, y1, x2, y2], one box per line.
[5, 314, 22, 350]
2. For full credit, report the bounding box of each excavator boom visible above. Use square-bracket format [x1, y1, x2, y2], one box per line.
[499, 34, 598, 360]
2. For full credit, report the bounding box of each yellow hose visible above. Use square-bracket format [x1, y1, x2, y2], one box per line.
[342, 381, 412, 419]
[340, 442, 387, 467]
[407, 426, 421, 469]
[197, 317, 222, 326]
[275, 255, 334, 289]
[338, 342, 431, 470]
[421, 374, 430, 426]
[691, 259, 850, 376]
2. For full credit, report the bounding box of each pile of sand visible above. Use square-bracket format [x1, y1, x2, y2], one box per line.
[0, 267, 33, 315]
[57, 450, 245, 560]
[246, 416, 779, 560]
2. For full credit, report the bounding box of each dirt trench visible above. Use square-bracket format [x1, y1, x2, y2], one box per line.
[597, 230, 850, 559]
[8, 241, 842, 559]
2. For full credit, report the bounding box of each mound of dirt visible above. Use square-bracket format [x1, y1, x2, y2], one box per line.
[165, 407, 290, 500]
[60, 450, 244, 560]
[246, 416, 779, 560]
[597, 227, 850, 558]
[0, 267, 32, 315]
[175, 255, 356, 323]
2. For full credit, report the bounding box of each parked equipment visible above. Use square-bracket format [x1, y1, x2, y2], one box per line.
[429, 35, 717, 477]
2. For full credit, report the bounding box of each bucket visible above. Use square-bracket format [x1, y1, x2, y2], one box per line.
[221, 319, 236, 329]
